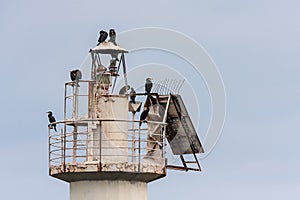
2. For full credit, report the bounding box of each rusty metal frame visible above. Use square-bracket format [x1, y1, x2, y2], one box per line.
[50, 78, 202, 174]
[160, 94, 202, 172]
[48, 118, 168, 173]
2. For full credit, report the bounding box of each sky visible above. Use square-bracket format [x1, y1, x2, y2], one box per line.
[1, 0, 300, 199]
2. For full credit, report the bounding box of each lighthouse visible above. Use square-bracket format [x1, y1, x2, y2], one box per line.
[48, 29, 204, 200]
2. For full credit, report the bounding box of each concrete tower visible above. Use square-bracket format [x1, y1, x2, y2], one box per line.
[48, 31, 204, 200]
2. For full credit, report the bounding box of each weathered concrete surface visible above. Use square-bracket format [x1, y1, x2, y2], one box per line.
[70, 180, 147, 200]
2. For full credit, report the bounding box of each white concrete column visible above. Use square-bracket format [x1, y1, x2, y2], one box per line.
[70, 180, 147, 200]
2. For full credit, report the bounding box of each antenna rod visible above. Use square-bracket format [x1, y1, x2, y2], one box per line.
[170, 79, 176, 94]
[165, 79, 169, 94]
[157, 80, 163, 94]
[153, 81, 159, 93]
[177, 80, 185, 93]
[173, 80, 180, 94]
[174, 79, 181, 94]
[162, 79, 167, 94]
[156, 80, 162, 94]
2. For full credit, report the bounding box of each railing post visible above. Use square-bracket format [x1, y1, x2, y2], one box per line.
[72, 125, 78, 164]
[64, 83, 67, 120]
[63, 125, 66, 172]
[138, 126, 141, 172]
[131, 113, 135, 162]
[99, 120, 102, 171]
[48, 127, 51, 170]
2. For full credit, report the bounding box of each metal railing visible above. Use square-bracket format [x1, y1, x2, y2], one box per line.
[64, 80, 96, 120]
[48, 119, 167, 173]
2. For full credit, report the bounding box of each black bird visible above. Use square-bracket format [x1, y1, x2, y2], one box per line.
[70, 69, 82, 87]
[119, 85, 130, 95]
[70, 69, 82, 81]
[149, 95, 157, 105]
[139, 106, 150, 126]
[47, 111, 57, 132]
[130, 88, 136, 104]
[97, 30, 108, 45]
[108, 29, 117, 45]
[145, 77, 153, 94]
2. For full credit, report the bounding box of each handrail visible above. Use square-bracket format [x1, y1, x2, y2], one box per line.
[48, 118, 167, 173]
[48, 118, 168, 126]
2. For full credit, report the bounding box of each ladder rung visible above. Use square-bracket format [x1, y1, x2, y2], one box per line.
[184, 161, 197, 163]
[166, 165, 201, 172]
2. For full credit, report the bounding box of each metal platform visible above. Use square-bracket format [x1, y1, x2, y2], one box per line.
[50, 161, 165, 183]
[48, 118, 167, 183]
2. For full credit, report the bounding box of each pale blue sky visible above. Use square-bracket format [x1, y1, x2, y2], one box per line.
[0, 0, 299, 199]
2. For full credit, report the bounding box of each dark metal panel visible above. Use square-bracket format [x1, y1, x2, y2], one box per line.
[165, 95, 204, 155]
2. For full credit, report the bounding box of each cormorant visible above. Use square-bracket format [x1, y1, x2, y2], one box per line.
[139, 106, 150, 126]
[97, 30, 108, 45]
[149, 95, 157, 105]
[130, 88, 136, 104]
[108, 29, 117, 45]
[70, 69, 82, 87]
[70, 69, 82, 81]
[47, 111, 57, 132]
[119, 85, 130, 95]
[145, 78, 153, 94]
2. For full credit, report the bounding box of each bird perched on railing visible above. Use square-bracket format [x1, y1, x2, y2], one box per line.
[139, 106, 150, 126]
[119, 85, 130, 95]
[97, 30, 108, 45]
[145, 77, 153, 94]
[149, 95, 157, 105]
[47, 111, 57, 132]
[130, 88, 136, 104]
[70, 69, 82, 87]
